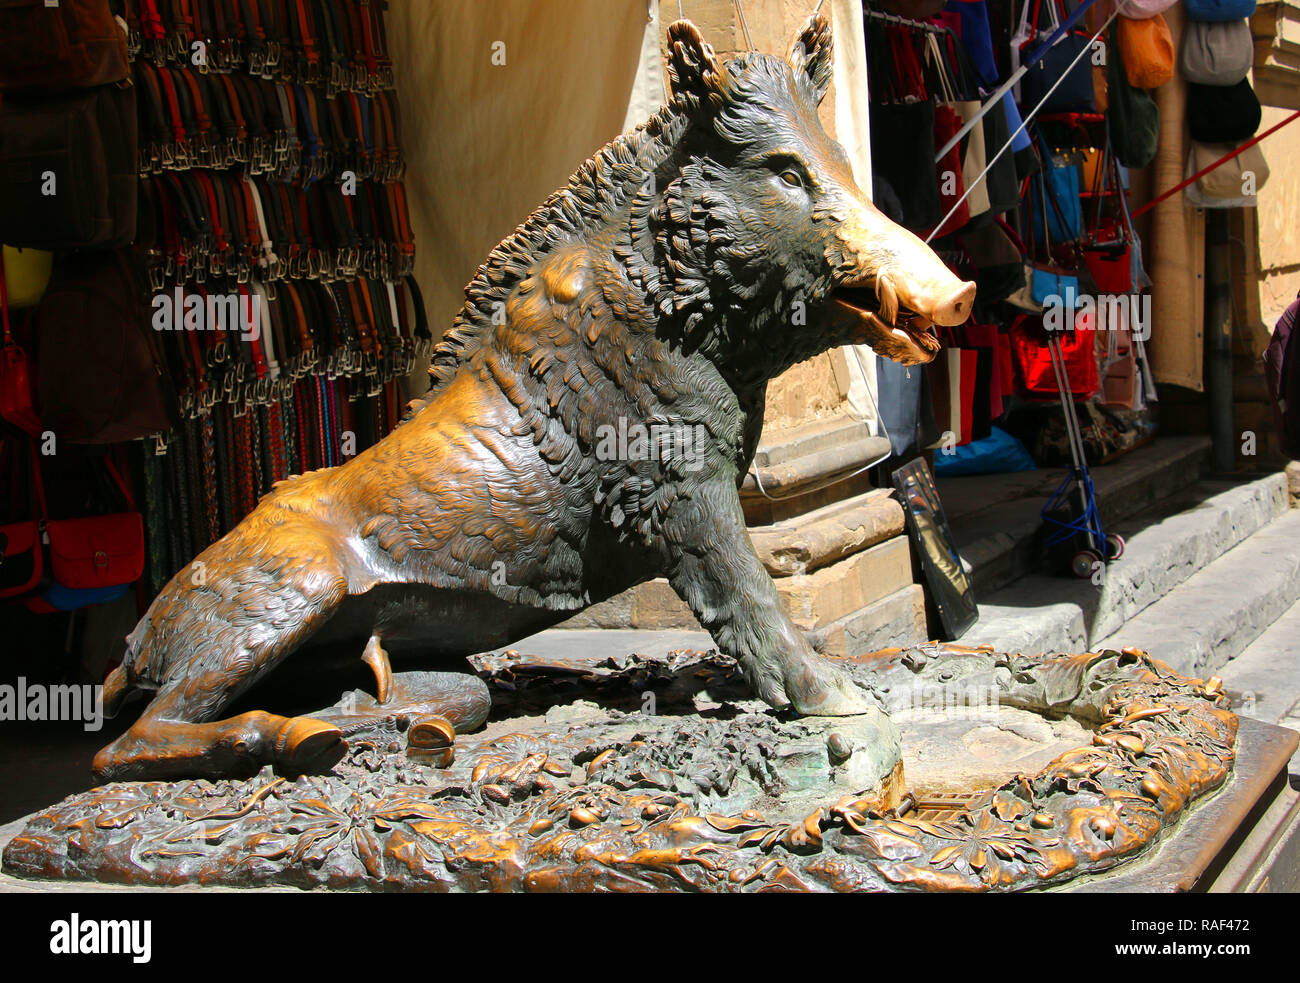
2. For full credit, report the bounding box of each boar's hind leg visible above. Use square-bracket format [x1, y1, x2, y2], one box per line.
[662, 479, 872, 716]
[92, 654, 346, 783]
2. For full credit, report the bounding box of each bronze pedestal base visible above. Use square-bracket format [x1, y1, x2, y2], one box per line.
[1, 644, 1243, 892]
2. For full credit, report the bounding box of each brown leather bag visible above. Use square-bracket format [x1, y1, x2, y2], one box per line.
[0, 0, 129, 92]
[36, 250, 176, 444]
[0, 83, 138, 249]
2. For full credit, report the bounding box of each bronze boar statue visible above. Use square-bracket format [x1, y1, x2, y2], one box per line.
[94, 15, 974, 780]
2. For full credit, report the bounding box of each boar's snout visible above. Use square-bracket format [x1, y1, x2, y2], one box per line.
[910, 278, 976, 328]
[827, 204, 976, 366]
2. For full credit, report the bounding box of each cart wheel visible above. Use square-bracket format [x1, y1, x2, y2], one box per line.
[1105, 534, 1125, 561]
[1072, 550, 1101, 579]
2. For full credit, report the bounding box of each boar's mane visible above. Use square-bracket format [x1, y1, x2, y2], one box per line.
[405, 48, 842, 425]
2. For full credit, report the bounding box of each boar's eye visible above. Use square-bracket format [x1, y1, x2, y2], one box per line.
[766, 155, 809, 193]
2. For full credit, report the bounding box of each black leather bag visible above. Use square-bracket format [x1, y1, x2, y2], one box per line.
[871, 101, 942, 233]
[1187, 79, 1262, 144]
[0, 83, 137, 250]
[1018, 0, 1095, 113]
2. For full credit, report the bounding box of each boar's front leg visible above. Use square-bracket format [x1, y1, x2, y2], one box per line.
[662, 478, 872, 716]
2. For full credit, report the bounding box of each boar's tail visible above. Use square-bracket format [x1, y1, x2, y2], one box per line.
[103, 621, 150, 717]
[102, 662, 132, 718]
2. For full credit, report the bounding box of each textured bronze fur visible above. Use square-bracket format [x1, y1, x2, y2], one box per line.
[94, 16, 975, 781]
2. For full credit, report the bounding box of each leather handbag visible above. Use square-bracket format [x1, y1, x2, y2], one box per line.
[6, 446, 145, 611]
[1011, 313, 1100, 399]
[36, 250, 176, 444]
[0, 83, 138, 249]
[1082, 140, 1134, 294]
[1118, 13, 1176, 88]
[1019, 0, 1097, 113]
[930, 103, 973, 237]
[927, 342, 980, 447]
[961, 219, 1027, 305]
[1193, 140, 1270, 198]
[978, 92, 1023, 214]
[1188, 79, 1263, 143]
[1024, 151, 1082, 307]
[43, 457, 144, 592]
[1184, 0, 1258, 21]
[871, 101, 942, 233]
[1184, 141, 1271, 207]
[1181, 20, 1254, 85]
[0, 0, 128, 92]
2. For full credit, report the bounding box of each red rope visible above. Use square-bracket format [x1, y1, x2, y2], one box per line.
[1131, 110, 1300, 220]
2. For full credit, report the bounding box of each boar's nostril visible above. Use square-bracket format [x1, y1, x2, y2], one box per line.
[930, 280, 977, 327]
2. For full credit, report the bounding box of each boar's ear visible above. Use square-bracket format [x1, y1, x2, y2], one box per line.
[666, 19, 728, 116]
[788, 13, 833, 104]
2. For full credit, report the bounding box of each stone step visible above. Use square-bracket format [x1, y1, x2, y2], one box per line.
[779, 536, 913, 630]
[940, 435, 1212, 596]
[1217, 597, 1300, 738]
[492, 628, 715, 665]
[561, 532, 914, 633]
[818, 584, 927, 658]
[499, 582, 926, 668]
[967, 472, 1292, 658]
[748, 487, 903, 577]
[1091, 508, 1300, 677]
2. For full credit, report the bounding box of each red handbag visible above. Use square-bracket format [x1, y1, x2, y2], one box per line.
[1010, 313, 1099, 399]
[924, 34, 971, 239]
[0, 253, 43, 438]
[1082, 140, 1134, 294]
[0, 438, 143, 602]
[928, 105, 971, 239]
[43, 457, 144, 591]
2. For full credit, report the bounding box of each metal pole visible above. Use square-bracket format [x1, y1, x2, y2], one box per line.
[1205, 210, 1234, 474]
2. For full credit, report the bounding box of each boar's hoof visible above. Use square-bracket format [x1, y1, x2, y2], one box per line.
[786, 658, 874, 718]
[273, 716, 347, 775]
